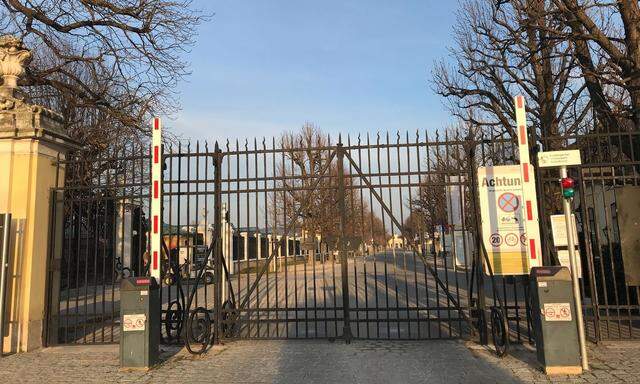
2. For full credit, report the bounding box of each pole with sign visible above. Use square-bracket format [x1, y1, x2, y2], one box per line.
[476, 96, 543, 275]
[150, 118, 162, 282]
[477, 165, 530, 275]
[514, 95, 542, 268]
[537, 148, 588, 371]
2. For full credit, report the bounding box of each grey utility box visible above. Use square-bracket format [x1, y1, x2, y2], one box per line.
[120, 277, 160, 370]
[529, 266, 582, 375]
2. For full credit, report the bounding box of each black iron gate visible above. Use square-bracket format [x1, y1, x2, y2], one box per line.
[208, 131, 511, 341]
[55, 127, 640, 346]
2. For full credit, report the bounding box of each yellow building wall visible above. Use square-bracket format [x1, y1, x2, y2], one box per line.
[0, 138, 65, 352]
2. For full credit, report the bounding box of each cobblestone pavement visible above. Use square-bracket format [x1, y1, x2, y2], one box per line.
[0, 339, 638, 383]
[473, 341, 640, 383]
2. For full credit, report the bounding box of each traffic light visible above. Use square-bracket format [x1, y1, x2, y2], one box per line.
[561, 177, 576, 198]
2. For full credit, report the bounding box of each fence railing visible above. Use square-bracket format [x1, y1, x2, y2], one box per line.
[45, 128, 640, 344]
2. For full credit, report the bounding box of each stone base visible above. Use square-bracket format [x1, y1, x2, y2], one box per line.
[544, 365, 583, 375]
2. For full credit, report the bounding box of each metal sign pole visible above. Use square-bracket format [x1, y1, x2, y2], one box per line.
[150, 118, 162, 281]
[514, 95, 542, 269]
[0, 213, 11, 358]
[560, 165, 588, 370]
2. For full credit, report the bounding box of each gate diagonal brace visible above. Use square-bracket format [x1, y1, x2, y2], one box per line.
[229, 150, 338, 329]
[343, 151, 477, 334]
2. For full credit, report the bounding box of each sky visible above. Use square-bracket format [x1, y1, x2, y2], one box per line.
[171, 1, 459, 141]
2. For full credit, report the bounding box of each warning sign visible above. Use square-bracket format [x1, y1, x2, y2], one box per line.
[490, 233, 502, 247]
[123, 314, 146, 332]
[504, 233, 519, 247]
[498, 192, 520, 212]
[478, 165, 531, 275]
[550, 214, 578, 247]
[543, 303, 572, 322]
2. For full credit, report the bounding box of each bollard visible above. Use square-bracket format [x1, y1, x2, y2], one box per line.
[120, 277, 160, 370]
[530, 266, 582, 375]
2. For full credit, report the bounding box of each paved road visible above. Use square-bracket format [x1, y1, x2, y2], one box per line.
[55, 250, 537, 342]
[1, 339, 639, 383]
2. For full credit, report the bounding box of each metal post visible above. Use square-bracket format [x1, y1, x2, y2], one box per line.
[214, 148, 223, 343]
[0, 213, 11, 357]
[336, 144, 352, 343]
[220, 204, 228, 304]
[560, 166, 588, 370]
[468, 141, 488, 344]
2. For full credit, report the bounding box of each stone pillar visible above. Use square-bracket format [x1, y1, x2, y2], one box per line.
[224, 210, 234, 275]
[267, 234, 275, 272]
[285, 235, 290, 268]
[256, 232, 261, 260]
[242, 232, 248, 270]
[276, 235, 282, 269]
[0, 36, 78, 352]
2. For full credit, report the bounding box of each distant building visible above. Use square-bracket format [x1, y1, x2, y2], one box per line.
[387, 234, 406, 249]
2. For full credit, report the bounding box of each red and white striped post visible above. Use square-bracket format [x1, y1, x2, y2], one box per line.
[150, 117, 162, 281]
[514, 96, 542, 269]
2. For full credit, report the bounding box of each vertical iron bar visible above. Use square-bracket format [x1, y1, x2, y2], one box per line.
[336, 143, 352, 343]
[214, 146, 223, 344]
[469, 136, 488, 345]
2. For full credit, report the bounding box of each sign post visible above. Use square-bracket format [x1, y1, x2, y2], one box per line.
[476, 96, 543, 275]
[537, 148, 588, 371]
[514, 95, 542, 268]
[559, 165, 588, 371]
[150, 118, 162, 282]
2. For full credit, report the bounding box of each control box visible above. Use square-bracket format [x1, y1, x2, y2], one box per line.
[530, 266, 582, 375]
[120, 277, 160, 370]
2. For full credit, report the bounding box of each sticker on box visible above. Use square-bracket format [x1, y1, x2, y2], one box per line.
[543, 303, 571, 322]
[123, 314, 146, 331]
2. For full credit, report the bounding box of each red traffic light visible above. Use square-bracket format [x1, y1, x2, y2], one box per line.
[561, 177, 575, 189]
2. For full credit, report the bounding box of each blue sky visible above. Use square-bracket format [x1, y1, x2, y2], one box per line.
[172, 1, 458, 141]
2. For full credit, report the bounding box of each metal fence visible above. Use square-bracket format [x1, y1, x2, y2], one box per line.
[536, 128, 640, 341]
[46, 146, 150, 344]
[45, 127, 640, 346]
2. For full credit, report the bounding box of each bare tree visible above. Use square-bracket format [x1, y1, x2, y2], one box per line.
[433, 0, 591, 146]
[405, 127, 477, 241]
[273, 123, 387, 252]
[437, 0, 640, 147]
[0, 0, 207, 151]
[552, 0, 640, 133]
